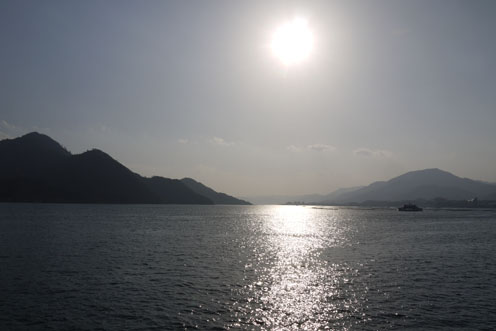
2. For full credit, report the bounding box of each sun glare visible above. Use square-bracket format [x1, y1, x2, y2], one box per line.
[271, 17, 314, 66]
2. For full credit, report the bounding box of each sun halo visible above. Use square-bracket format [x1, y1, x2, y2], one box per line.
[271, 17, 314, 66]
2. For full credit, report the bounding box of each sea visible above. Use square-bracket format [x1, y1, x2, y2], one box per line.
[1, 204, 495, 330]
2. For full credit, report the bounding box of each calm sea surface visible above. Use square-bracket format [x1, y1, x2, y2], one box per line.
[0, 204, 495, 330]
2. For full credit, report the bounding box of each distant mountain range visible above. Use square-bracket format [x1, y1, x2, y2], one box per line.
[319, 168, 496, 204]
[245, 168, 496, 205]
[0, 132, 250, 205]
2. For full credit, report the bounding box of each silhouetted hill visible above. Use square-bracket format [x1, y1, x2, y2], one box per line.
[318, 186, 364, 203]
[0, 132, 70, 179]
[0, 132, 237, 204]
[320, 168, 496, 204]
[46, 149, 161, 203]
[181, 177, 251, 205]
[145, 177, 213, 204]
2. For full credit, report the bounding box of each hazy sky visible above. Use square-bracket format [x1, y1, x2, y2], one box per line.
[1, 0, 496, 196]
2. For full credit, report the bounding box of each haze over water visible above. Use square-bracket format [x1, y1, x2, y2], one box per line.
[2, 1, 496, 196]
[1, 204, 495, 329]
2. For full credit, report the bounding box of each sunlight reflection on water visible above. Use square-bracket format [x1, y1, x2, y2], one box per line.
[2, 205, 496, 329]
[232, 206, 365, 329]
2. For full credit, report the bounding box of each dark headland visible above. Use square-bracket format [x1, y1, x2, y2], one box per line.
[0, 132, 251, 205]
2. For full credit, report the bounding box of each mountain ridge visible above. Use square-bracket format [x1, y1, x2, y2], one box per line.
[319, 168, 496, 204]
[249, 169, 496, 205]
[181, 177, 251, 205]
[0, 132, 249, 204]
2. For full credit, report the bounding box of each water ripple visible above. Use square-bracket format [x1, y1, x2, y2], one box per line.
[0, 204, 495, 329]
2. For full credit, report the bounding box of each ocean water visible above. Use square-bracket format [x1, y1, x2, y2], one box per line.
[0, 204, 495, 330]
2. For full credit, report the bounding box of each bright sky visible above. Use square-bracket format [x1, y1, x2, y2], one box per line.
[1, 0, 496, 196]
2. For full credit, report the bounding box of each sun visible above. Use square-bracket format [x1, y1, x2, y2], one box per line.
[271, 18, 314, 66]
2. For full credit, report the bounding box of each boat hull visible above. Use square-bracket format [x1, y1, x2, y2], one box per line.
[398, 208, 422, 211]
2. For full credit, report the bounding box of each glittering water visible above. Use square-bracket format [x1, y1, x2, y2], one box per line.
[1, 204, 495, 330]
